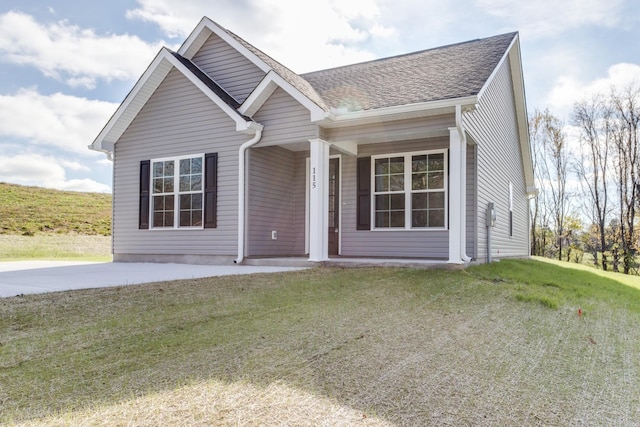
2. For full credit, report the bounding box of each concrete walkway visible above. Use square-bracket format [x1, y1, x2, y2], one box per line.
[0, 261, 306, 298]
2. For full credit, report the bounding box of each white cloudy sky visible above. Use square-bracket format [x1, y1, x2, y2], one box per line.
[0, 0, 639, 193]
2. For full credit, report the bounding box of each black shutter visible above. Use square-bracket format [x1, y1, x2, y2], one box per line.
[204, 153, 218, 228]
[357, 157, 371, 230]
[139, 160, 150, 229]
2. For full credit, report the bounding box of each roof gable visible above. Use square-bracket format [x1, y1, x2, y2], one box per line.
[178, 17, 330, 121]
[90, 48, 258, 154]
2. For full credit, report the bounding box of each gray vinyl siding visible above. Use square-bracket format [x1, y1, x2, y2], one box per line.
[341, 138, 449, 259]
[191, 33, 265, 103]
[463, 57, 529, 261]
[253, 87, 318, 146]
[113, 68, 247, 257]
[247, 146, 305, 256]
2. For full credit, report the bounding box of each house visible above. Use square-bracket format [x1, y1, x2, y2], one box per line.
[90, 17, 535, 266]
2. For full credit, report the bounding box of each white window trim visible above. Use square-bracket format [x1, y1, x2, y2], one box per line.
[371, 149, 448, 231]
[150, 153, 205, 230]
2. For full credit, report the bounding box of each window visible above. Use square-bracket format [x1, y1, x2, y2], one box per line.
[372, 150, 447, 230]
[151, 155, 203, 228]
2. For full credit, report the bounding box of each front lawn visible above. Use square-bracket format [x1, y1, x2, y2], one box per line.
[1, 259, 639, 425]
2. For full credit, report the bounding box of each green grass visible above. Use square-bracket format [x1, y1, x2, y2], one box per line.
[0, 235, 111, 261]
[1, 259, 640, 425]
[0, 182, 111, 236]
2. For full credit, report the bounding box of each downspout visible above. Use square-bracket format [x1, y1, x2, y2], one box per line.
[455, 105, 472, 263]
[234, 128, 263, 264]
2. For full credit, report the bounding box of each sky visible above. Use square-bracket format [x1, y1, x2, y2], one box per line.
[0, 0, 639, 193]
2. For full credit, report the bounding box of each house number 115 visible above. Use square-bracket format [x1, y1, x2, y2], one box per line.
[312, 167, 317, 189]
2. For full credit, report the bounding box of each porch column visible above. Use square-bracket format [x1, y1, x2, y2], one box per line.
[448, 127, 465, 264]
[309, 138, 330, 261]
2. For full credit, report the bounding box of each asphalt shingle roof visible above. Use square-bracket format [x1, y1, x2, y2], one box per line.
[211, 20, 515, 114]
[301, 32, 517, 112]
[219, 26, 330, 111]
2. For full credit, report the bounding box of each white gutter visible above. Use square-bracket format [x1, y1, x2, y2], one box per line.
[455, 104, 472, 263]
[234, 128, 263, 264]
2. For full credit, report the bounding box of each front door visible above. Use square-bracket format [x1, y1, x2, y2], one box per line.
[328, 157, 340, 256]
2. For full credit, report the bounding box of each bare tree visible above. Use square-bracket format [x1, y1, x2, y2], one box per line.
[572, 96, 612, 270]
[529, 109, 571, 259]
[611, 85, 640, 274]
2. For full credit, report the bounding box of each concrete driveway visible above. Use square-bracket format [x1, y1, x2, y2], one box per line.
[0, 261, 306, 298]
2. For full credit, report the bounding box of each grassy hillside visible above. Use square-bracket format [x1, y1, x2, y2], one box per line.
[0, 182, 111, 236]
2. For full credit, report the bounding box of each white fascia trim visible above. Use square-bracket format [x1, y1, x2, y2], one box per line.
[178, 17, 271, 73]
[240, 70, 327, 121]
[177, 17, 213, 59]
[89, 48, 172, 154]
[325, 96, 478, 126]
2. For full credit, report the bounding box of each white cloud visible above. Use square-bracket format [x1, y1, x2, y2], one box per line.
[126, 0, 395, 72]
[474, 0, 627, 39]
[546, 63, 640, 117]
[0, 154, 111, 193]
[0, 11, 166, 88]
[0, 89, 117, 154]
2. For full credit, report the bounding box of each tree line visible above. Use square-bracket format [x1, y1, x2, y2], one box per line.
[530, 84, 640, 274]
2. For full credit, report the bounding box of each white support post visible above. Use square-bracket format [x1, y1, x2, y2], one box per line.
[448, 127, 463, 264]
[309, 138, 330, 262]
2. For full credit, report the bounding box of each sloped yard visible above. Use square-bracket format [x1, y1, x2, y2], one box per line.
[1, 260, 639, 425]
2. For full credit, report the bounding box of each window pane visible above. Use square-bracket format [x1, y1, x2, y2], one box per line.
[390, 211, 405, 227]
[428, 153, 444, 171]
[412, 210, 428, 227]
[375, 194, 389, 210]
[192, 210, 203, 227]
[165, 211, 174, 227]
[153, 196, 164, 210]
[153, 162, 163, 177]
[179, 159, 190, 175]
[164, 161, 174, 176]
[163, 177, 174, 193]
[375, 159, 388, 175]
[412, 193, 427, 209]
[375, 175, 389, 192]
[165, 195, 174, 209]
[191, 175, 202, 191]
[428, 210, 444, 227]
[179, 176, 190, 192]
[412, 173, 427, 190]
[389, 157, 404, 173]
[412, 155, 427, 172]
[375, 212, 389, 228]
[429, 192, 445, 209]
[192, 158, 202, 174]
[427, 172, 444, 189]
[390, 174, 404, 191]
[390, 194, 405, 210]
[180, 194, 191, 210]
[180, 211, 191, 227]
[153, 212, 164, 227]
[192, 194, 202, 210]
[153, 178, 163, 194]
